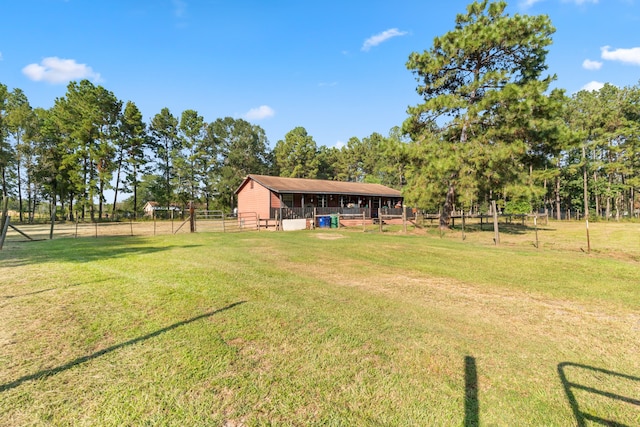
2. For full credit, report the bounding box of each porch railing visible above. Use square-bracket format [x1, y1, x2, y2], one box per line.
[271, 207, 361, 219]
[270, 207, 406, 220]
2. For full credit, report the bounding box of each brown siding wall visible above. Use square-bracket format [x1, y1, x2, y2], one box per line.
[270, 191, 281, 210]
[237, 180, 272, 220]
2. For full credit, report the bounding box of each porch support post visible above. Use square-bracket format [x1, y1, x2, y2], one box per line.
[279, 194, 283, 231]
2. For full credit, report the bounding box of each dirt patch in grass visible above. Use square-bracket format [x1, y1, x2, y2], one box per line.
[267, 249, 639, 367]
[314, 233, 346, 240]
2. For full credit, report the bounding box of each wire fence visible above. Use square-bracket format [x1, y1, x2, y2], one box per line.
[0, 210, 261, 247]
[3, 211, 639, 259]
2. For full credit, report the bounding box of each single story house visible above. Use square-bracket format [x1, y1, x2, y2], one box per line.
[143, 201, 182, 217]
[235, 174, 403, 221]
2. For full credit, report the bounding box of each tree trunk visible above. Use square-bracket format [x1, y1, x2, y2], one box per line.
[605, 174, 612, 219]
[133, 186, 138, 220]
[112, 156, 123, 216]
[1, 166, 8, 218]
[440, 181, 455, 229]
[69, 194, 74, 221]
[32, 192, 38, 222]
[492, 200, 500, 245]
[593, 171, 600, 218]
[98, 178, 104, 220]
[49, 193, 56, 240]
[0, 168, 4, 198]
[28, 177, 34, 223]
[132, 163, 139, 220]
[17, 161, 23, 222]
[555, 176, 561, 220]
[582, 145, 589, 220]
[83, 157, 88, 220]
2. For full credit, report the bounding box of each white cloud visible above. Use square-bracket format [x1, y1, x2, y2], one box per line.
[0, 52, 3, 61]
[244, 105, 275, 120]
[318, 81, 338, 87]
[362, 28, 408, 52]
[564, 0, 598, 4]
[581, 81, 605, 92]
[601, 45, 640, 66]
[520, 0, 544, 7]
[22, 57, 101, 84]
[521, 0, 597, 8]
[173, 0, 187, 17]
[335, 140, 345, 149]
[582, 59, 602, 70]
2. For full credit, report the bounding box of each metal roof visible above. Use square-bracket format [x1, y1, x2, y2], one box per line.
[237, 174, 402, 197]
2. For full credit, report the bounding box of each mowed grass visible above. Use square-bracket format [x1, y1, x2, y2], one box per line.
[0, 223, 638, 426]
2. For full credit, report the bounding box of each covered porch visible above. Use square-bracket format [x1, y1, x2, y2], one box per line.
[273, 193, 403, 219]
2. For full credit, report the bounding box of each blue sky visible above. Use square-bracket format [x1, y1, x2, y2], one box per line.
[1, 0, 639, 150]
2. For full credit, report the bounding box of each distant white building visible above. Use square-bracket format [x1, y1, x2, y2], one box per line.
[143, 201, 181, 217]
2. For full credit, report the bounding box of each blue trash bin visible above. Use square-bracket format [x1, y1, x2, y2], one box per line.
[318, 216, 330, 228]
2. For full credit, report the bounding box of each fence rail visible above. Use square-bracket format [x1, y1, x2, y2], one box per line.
[0, 208, 558, 248]
[194, 210, 259, 233]
[1, 210, 260, 246]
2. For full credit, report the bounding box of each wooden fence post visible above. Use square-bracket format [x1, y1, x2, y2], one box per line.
[585, 219, 591, 253]
[0, 215, 10, 250]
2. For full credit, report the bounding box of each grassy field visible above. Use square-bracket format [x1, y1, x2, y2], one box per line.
[0, 223, 638, 426]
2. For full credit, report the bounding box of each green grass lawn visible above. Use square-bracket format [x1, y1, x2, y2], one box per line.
[1, 225, 639, 426]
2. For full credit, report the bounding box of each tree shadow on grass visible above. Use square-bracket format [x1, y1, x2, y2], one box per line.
[453, 223, 531, 236]
[0, 237, 202, 267]
[0, 280, 96, 300]
[0, 301, 246, 393]
[464, 355, 479, 427]
[558, 362, 640, 427]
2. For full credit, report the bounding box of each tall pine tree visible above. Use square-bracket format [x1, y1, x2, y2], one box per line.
[404, 0, 555, 227]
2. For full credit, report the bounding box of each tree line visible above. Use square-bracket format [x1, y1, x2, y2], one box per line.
[1, 0, 639, 226]
[402, 0, 639, 226]
[0, 80, 408, 222]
